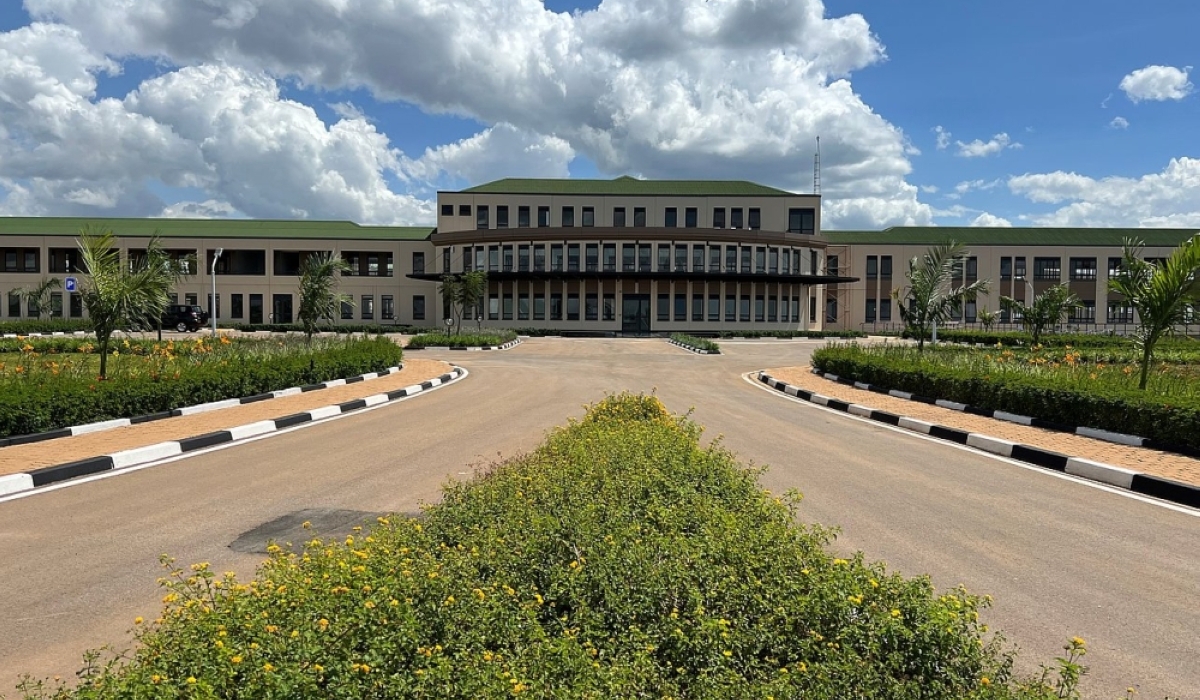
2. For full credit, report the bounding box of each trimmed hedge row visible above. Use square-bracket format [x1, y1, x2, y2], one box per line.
[717, 329, 866, 339]
[0, 338, 402, 437]
[670, 333, 720, 353]
[0, 319, 92, 334]
[406, 330, 518, 349]
[914, 328, 1200, 349]
[17, 394, 1082, 698]
[812, 345, 1200, 452]
[222, 323, 433, 335]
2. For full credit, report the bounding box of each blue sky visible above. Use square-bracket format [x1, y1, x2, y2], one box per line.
[0, 0, 1196, 229]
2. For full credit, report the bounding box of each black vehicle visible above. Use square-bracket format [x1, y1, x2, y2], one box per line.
[159, 304, 210, 332]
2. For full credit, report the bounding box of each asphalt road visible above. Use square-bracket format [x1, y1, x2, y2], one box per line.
[0, 338, 1196, 698]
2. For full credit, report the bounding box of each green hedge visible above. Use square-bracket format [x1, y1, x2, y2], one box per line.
[912, 328, 1200, 350]
[406, 330, 518, 349]
[812, 345, 1200, 452]
[717, 330, 866, 339]
[0, 319, 92, 334]
[16, 394, 1086, 699]
[0, 338, 402, 437]
[670, 333, 720, 353]
[222, 323, 432, 335]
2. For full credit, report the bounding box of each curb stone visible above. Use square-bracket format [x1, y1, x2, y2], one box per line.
[0, 365, 407, 449]
[0, 367, 466, 497]
[406, 338, 522, 352]
[667, 338, 719, 355]
[756, 371, 1200, 510]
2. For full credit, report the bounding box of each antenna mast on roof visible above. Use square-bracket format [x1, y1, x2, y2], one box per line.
[813, 136, 821, 196]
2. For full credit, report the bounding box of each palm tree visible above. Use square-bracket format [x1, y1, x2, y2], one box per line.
[999, 283, 1080, 346]
[1108, 235, 1200, 390]
[77, 226, 184, 379]
[437, 270, 488, 335]
[297, 252, 352, 342]
[976, 307, 998, 332]
[18, 277, 62, 320]
[892, 241, 990, 351]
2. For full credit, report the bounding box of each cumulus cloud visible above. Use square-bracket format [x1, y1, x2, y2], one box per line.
[933, 125, 951, 150]
[1119, 65, 1194, 102]
[1008, 157, 1200, 227]
[920, 184, 938, 193]
[160, 199, 241, 218]
[954, 179, 1001, 194]
[21, 0, 929, 228]
[955, 132, 1021, 158]
[970, 212, 1012, 227]
[402, 123, 574, 186]
[1109, 116, 1129, 129]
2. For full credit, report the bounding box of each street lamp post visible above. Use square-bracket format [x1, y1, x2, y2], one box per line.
[211, 247, 224, 337]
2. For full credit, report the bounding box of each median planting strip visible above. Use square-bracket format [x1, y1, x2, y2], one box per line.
[404, 338, 523, 352]
[757, 368, 1200, 510]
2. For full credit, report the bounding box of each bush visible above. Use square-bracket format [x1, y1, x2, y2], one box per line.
[812, 344, 1200, 452]
[223, 323, 432, 335]
[0, 319, 92, 335]
[0, 337, 402, 437]
[716, 330, 866, 339]
[910, 328, 1200, 350]
[15, 394, 1087, 699]
[406, 330, 518, 349]
[670, 333, 720, 353]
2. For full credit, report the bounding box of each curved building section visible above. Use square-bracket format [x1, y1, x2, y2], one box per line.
[418, 178, 854, 334]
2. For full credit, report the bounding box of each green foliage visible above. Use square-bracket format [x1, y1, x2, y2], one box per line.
[297, 253, 352, 343]
[892, 241, 991, 352]
[812, 343, 1200, 452]
[223, 323, 432, 334]
[670, 333, 720, 353]
[439, 271, 489, 335]
[715, 330, 867, 339]
[0, 320, 93, 334]
[14, 394, 1088, 699]
[15, 277, 62, 320]
[999, 284, 1081, 347]
[1108, 235, 1200, 389]
[0, 337, 402, 437]
[406, 330, 517, 349]
[976, 308, 998, 332]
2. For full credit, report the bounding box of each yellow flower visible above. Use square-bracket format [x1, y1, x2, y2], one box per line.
[231, 656, 242, 664]
[134, 616, 143, 625]
[1071, 636, 1086, 647]
[891, 609, 902, 618]
[981, 676, 991, 686]
[186, 677, 197, 685]
[263, 663, 275, 672]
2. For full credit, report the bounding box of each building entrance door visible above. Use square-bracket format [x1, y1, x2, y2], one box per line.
[272, 294, 293, 324]
[621, 294, 651, 335]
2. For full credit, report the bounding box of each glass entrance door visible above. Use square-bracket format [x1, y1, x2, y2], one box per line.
[272, 294, 293, 324]
[621, 294, 651, 335]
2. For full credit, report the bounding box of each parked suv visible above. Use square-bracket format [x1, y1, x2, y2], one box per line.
[159, 304, 210, 332]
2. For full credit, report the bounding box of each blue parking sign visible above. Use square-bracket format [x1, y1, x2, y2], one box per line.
[64, 276, 77, 293]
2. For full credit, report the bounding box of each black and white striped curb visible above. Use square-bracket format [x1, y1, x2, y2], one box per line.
[409, 338, 521, 352]
[809, 368, 1200, 461]
[1, 331, 89, 338]
[0, 367, 465, 497]
[0, 366, 406, 449]
[667, 338, 719, 355]
[757, 372, 1200, 510]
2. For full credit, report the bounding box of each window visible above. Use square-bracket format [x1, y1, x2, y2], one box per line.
[675, 244, 688, 271]
[1070, 257, 1097, 281]
[879, 300, 892, 322]
[1107, 301, 1133, 323]
[658, 294, 670, 321]
[496, 206, 509, 228]
[489, 294, 500, 320]
[385, 253, 394, 277]
[566, 293, 580, 321]
[586, 243, 598, 271]
[782, 297, 790, 323]
[731, 208, 744, 229]
[740, 294, 750, 321]
[1001, 257, 1013, 281]
[441, 204, 453, 216]
[866, 299, 877, 323]
[476, 205, 489, 229]
[231, 294, 244, 319]
[866, 255, 878, 279]
[787, 208, 816, 234]
[185, 293, 198, 307]
[50, 292, 63, 318]
[518, 206, 531, 228]
[582, 207, 595, 227]
[413, 295, 425, 321]
[827, 254, 838, 276]
[741, 247, 751, 273]
[367, 254, 380, 277]
[360, 296, 374, 320]
[24, 251, 38, 272]
[26, 295, 37, 318]
[964, 256, 978, 280]
[634, 207, 647, 226]
[769, 248, 779, 274]
[4, 252, 15, 272]
[881, 255, 893, 279]
[550, 293, 563, 321]
[1014, 256, 1026, 280]
[342, 300, 354, 320]
[665, 207, 678, 227]
[537, 206, 550, 227]
[70, 294, 82, 318]
[782, 249, 791, 275]
[693, 245, 704, 271]
[534, 246, 546, 271]
[710, 245, 721, 271]
[725, 245, 737, 272]
[1070, 300, 1096, 323]
[343, 252, 360, 277]
[567, 244, 580, 271]
[1034, 257, 1060, 281]
[562, 206, 575, 227]
[754, 295, 765, 322]
[748, 208, 761, 230]
[602, 294, 616, 321]
[613, 207, 626, 227]
[534, 295, 546, 320]
[811, 250, 818, 277]
[725, 294, 736, 322]
[685, 207, 698, 228]
[518, 245, 530, 271]
[1108, 257, 1124, 277]
[767, 297, 777, 322]
[551, 244, 564, 271]
[585, 293, 598, 321]
[7, 292, 19, 317]
[658, 244, 670, 271]
[755, 247, 766, 273]
[380, 295, 394, 321]
[503, 294, 513, 320]
[713, 208, 726, 228]
[675, 293, 687, 321]
[458, 204, 471, 216]
[693, 294, 704, 321]
[518, 295, 530, 321]
[503, 245, 514, 272]
[603, 243, 616, 271]
[489, 245, 500, 272]
[638, 244, 651, 272]
[623, 244, 636, 271]
[708, 294, 720, 322]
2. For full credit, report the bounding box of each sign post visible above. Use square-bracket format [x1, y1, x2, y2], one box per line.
[64, 277, 78, 293]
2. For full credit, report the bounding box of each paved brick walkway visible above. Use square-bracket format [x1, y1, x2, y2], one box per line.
[765, 366, 1200, 488]
[0, 358, 454, 476]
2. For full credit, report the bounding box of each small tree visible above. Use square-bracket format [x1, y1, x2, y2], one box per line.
[999, 283, 1080, 347]
[17, 277, 61, 320]
[438, 270, 488, 335]
[297, 252, 352, 343]
[1108, 235, 1200, 390]
[976, 307, 998, 332]
[892, 241, 990, 351]
[77, 226, 181, 379]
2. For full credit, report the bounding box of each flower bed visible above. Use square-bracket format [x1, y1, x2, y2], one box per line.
[717, 329, 865, 339]
[0, 336, 402, 437]
[670, 333, 720, 354]
[17, 394, 1088, 698]
[406, 330, 518, 349]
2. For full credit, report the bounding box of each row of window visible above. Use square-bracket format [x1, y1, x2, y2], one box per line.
[457, 292, 813, 324]
[853, 256, 1151, 285]
[455, 243, 820, 275]
[443, 203, 816, 234]
[860, 297, 1182, 325]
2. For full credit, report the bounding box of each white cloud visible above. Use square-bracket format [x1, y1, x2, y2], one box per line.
[1119, 65, 1194, 102]
[160, 200, 241, 218]
[933, 125, 950, 150]
[970, 212, 1012, 227]
[21, 0, 928, 228]
[954, 178, 1002, 194]
[920, 184, 938, 193]
[955, 132, 1021, 158]
[402, 123, 575, 185]
[329, 101, 368, 122]
[1008, 157, 1200, 227]
[1110, 116, 1129, 129]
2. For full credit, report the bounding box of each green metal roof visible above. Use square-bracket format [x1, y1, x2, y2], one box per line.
[459, 176, 795, 197]
[822, 226, 1199, 247]
[0, 217, 434, 241]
